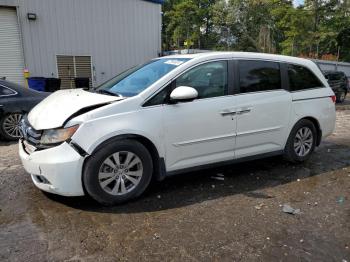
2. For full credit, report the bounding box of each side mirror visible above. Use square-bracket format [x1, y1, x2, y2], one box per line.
[170, 86, 198, 103]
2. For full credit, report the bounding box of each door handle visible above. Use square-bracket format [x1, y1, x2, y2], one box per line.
[237, 108, 252, 115]
[220, 110, 236, 116]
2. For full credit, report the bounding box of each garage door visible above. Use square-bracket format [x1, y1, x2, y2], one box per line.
[0, 7, 25, 85]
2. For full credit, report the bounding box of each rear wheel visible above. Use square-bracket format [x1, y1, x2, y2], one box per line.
[284, 119, 317, 163]
[83, 139, 153, 205]
[0, 113, 23, 141]
[336, 90, 346, 103]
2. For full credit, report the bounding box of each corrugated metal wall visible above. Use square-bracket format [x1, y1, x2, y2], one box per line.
[16, 0, 161, 86]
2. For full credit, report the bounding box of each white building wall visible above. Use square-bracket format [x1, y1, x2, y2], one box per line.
[7, 0, 161, 86]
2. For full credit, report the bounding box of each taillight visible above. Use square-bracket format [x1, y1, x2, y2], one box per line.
[330, 95, 336, 103]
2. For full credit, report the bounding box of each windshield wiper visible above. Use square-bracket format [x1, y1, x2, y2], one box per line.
[96, 89, 121, 97]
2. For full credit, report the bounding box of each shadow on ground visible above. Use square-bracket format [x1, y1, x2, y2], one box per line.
[43, 140, 350, 214]
[0, 140, 18, 146]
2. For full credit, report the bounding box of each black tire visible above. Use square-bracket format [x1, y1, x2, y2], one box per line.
[0, 113, 23, 141]
[336, 90, 346, 103]
[284, 119, 317, 163]
[83, 139, 153, 205]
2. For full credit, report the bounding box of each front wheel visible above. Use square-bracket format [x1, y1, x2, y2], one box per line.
[83, 139, 153, 205]
[0, 113, 23, 141]
[284, 119, 317, 163]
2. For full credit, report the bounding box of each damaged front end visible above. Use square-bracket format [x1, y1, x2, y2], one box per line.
[20, 88, 123, 154]
[20, 103, 112, 155]
[18, 89, 124, 196]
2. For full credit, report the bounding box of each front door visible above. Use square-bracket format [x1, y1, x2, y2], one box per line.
[162, 61, 237, 171]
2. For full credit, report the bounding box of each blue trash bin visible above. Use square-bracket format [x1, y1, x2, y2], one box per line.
[28, 77, 46, 92]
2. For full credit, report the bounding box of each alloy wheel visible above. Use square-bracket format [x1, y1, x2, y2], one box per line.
[2, 113, 22, 139]
[293, 127, 313, 157]
[340, 92, 346, 102]
[98, 151, 143, 195]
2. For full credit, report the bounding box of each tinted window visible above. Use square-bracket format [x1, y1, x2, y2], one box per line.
[0, 86, 16, 96]
[325, 72, 342, 81]
[175, 61, 228, 99]
[143, 85, 170, 107]
[288, 64, 324, 91]
[239, 60, 281, 93]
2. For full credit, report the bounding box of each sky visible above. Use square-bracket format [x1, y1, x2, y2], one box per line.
[293, 0, 305, 7]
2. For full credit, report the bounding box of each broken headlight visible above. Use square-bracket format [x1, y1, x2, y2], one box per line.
[40, 125, 79, 145]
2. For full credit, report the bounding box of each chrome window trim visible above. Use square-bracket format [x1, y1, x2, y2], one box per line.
[0, 84, 18, 97]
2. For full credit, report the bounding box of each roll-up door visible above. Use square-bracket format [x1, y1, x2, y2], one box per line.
[0, 7, 25, 85]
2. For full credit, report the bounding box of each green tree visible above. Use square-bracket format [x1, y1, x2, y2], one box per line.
[162, 0, 183, 50]
[163, 0, 217, 50]
[337, 27, 350, 61]
[168, 0, 199, 48]
[195, 0, 217, 49]
[212, 0, 283, 52]
[162, 0, 350, 62]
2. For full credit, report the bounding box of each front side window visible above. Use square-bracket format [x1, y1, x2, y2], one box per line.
[239, 60, 281, 93]
[175, 61, 228, 99]
[143, 85, 171, 107]
[97, 58, 190, 97]
[0, 86, 16, 96]
[288, 64, 324, 91]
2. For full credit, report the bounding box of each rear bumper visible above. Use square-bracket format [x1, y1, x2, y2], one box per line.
[322, 103, 336, 138]
[19, 140, 85, 196]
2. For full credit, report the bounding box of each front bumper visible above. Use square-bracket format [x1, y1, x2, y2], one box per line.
[19, 140, 86, 196]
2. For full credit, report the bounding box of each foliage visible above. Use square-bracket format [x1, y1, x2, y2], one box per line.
[162, 0, 350, 62]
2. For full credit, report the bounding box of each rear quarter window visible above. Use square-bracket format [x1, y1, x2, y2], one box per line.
[0, 86, 16, 96]
[288, 64, 324, 91]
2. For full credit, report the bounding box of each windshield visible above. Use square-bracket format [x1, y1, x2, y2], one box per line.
[96, 58, 190, 97]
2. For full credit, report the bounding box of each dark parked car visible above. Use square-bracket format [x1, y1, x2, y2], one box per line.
[0, 80, 48, 140]
[324, 71, 349, 103]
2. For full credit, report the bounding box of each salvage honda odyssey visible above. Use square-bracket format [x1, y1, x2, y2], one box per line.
[19, 52, 336, 205]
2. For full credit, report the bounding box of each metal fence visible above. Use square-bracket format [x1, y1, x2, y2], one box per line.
[313, 59, 350, 77]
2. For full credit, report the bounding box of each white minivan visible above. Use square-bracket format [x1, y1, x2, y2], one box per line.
[19, 52, 336, 205]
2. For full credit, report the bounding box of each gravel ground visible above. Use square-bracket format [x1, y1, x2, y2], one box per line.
[0, 110, 350, 262]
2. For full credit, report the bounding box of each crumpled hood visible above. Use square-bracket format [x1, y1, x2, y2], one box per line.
[28, 89, 122, 130]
